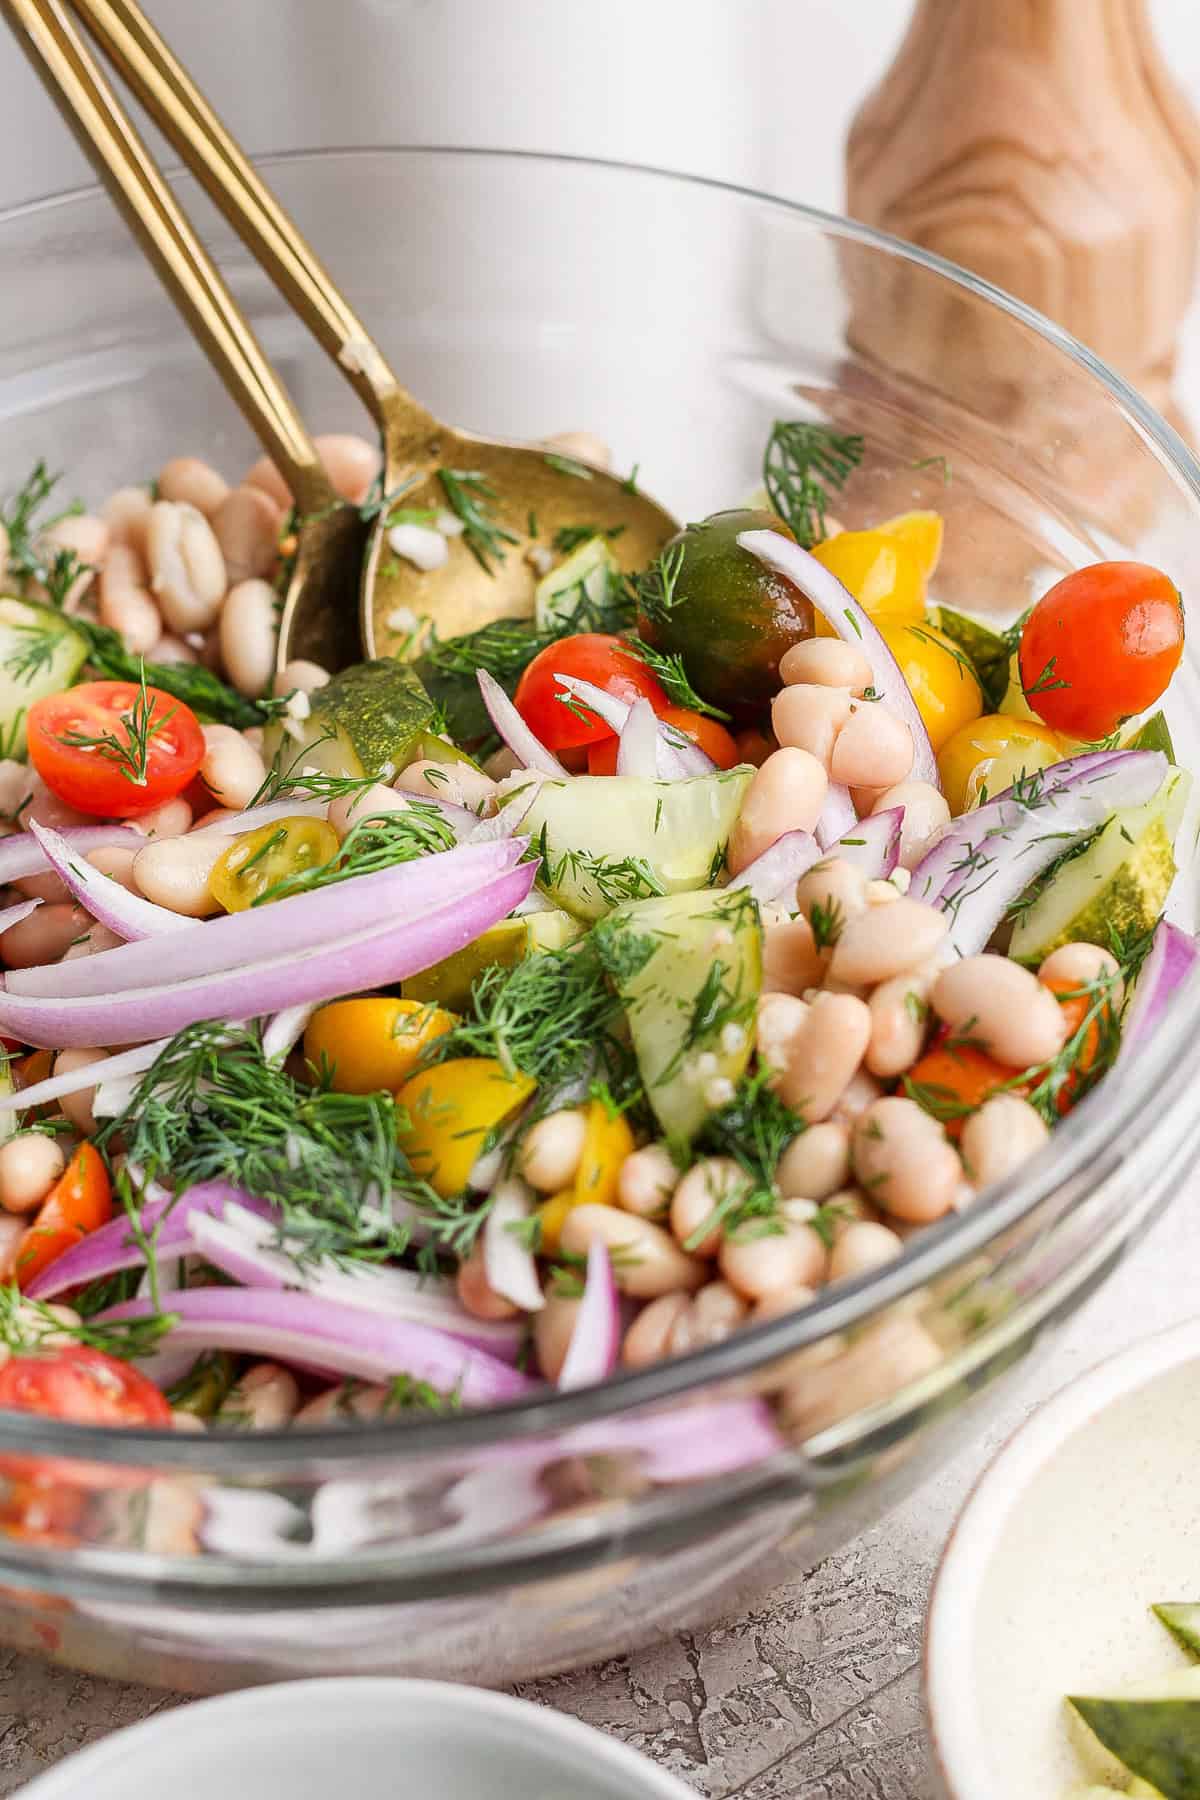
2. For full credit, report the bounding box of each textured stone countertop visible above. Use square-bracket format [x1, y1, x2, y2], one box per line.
[2, 1183, 1196, 1800]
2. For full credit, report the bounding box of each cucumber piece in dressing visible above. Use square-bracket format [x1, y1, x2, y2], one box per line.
[524, 766, 753, 921]
[1068, 1672, 1200, 1800]
[262, 659, 435, 780]
[534, 536, 621, 632]
[402, 908, 583, 1011]
[0, 597, 89, 757]
[595, 886, 761, 1141]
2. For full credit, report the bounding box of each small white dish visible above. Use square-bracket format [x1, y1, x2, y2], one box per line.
[925, 1318, 1200, 1800]
[12, 1676, 696, 1800]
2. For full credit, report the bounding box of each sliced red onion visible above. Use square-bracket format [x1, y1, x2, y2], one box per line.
[0, 1036, 172, 1117]
[0, 897, 41, 937]
[465, 781, 540, 844]
[477, 670, 569, 778]
[189, 1202, 523, 1357]
[569, 1395, 783, 1480]
[261, 1003, 317, 1064]
[483, 1177, 544, 1313]
[831, 807, 902, 879]
[915, 751, 1167, 959]
[96, 1287, 538, 1406]
[0, 861, 537, 1048]
[727, 829, 820, 904]
[191, 797, 331, 834]
[552, 673, 713, 778]
[24, 1181, 273, 1300]
[0, 824, 142, 885]
[1119, 919, 1199, 1062]
[27, 819, 193, 942]
[616, 697, 661, 778]
[737, 528, 940, 788]
[557, 1240, 619, 1390]
[814, 781, 857, 850]
[8, 836, 528, 1000]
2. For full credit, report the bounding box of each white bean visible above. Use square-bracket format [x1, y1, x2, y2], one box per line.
[218, 1361, 299, 1429]
[755, 991, 810, 1081]
[872, 780, 950, 871]
[211, 485, 282, 585]
[0, 1132, 66, 1214]
[852, 1096, 962, 1223]
[779, 638, 872, 692]
[828, 1219, 903, 1283]
[761, 906, 822, 998]
[866, 967, 935, 1078]
[99, 543, 160, 653]
[25, 775, 89, 830]
[63, 923, 125, 961]
[726, 748, 828, 874]
[542, 429, 611, 471]
[395, 758, 497, 811]
[828, 897, 948, 988]
[560, 1204, 705, 1299]
[53, 1047, 108, 1135]
[157, 456, 229, 518]
[960, 1093, 1050, 1188]
[793, 857, 868, 938]
[829, 705, 914, 788]
[327, 783, 410, 841]
[533, 1292, 582, 1380]
[200, 724, 267, 810]
[0, 901, 89, 967]
[294, 1384, 391, 1425]
[219, 578, 279, 697]
[457, 1238, 521, 1320]
[831, 1067, 885, 1126]
[85, 846, 139, 892]
[315, 432, 381, 505]
[147, 501, 227, 632]
[776, 991, 872, 1123]
[133, 796, 193, 839]
[616, 1143, 678, 1218]
[1037, 941, 1122, 1004]
[719, 1219, 828, 1301]
[103, 485, 153, 555]
[932, 955, 1068, 1069]
[518, 1109, 587, 1194]
[133, 834, 224, 916]
[276, 658, 330, 696]
[771, 684, 853, 768]
[0, 759, 32, 823]
[150, 632, 199, 665]
[44, 513, 108, 607]
[242, 456, 292, 510]
[669, 1157, 745, 1258]
[621, 1292, 691, 1367]
[777, 1120, 851, 1201]
[780, 1310, 942, 1437]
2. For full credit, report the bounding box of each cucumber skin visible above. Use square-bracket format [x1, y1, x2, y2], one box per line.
[263, 659, 435, 778]
[1155, 1606, 1200, 1662]
[0, 598, 89, 757]
[1069, 1698, 1200, 1799]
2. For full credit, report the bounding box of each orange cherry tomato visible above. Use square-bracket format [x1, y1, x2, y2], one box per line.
[1018, 561, 1183, 741]
[27, 680, 205, 818]
[586, 703, 739, 775]
[513, 634, 668, 751]
[905, 1040, 1029, 1139]
[12, 1143, 113, 1289]
[1039, 973, 1114, 1114]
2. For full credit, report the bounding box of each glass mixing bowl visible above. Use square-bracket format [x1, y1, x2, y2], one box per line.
[0, 148, 1198, 1692]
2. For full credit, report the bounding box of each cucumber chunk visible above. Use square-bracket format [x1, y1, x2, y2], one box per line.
[1156, 1607, 1200, 1662]
[0, 598, 89, 757]
[1009, 768, 1189, 965]
[595, 886, 761, 1140]
[402, 909, 582, 1011]
[534, 536, 621, 632]
[523, 766, 753, 921]
[1069, 1674, 1200, 1800]
[263, 659, 435, 780]
[1125, 713, 1176, 761]
[935, 606, 1011, 712]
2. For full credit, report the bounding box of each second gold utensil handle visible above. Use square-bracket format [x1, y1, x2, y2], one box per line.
[1, 0, 336, 515]
[70, 0, 437, 446]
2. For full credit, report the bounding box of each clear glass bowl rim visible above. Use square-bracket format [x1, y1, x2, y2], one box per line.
[2, 142, 1197, 1472]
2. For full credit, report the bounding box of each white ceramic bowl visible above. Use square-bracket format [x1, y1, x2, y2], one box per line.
[924, 1319, 1200, 1799]
[10, 1678, 695, 1800]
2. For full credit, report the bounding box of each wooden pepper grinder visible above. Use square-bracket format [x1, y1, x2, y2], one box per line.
[846, 0, 1200, 421]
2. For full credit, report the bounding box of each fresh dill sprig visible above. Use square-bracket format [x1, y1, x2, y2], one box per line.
[680, 1067, 807, 1246]
[56, 662, 172, 787]
[247, 732, 386, 808]
[74, 616, 271, 730]
[762, 421, 863, 547]
[0, 1282, 178, 1362]
[809, 896, 846, 951]
[622, 632, 730, 721]
[534, 833, 668, 910]
[625, 541, 686, 629]
[1024, 655, 1069, 697]
[552, 523, 626, 556]
[1, 618, 67, 685]
[437, 469, 519, 573]
[0, 460, 84, 588]
[251, 803, 455, 905]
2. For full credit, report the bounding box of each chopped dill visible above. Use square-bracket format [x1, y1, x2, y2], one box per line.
[623, 633, 730, 720]
[552, 523, 626, 556]
[762, 421, 863, 547]
[437, 469, 519, 573]
[809, 896, 845, 951]
[0, 1282, 177, 1362]
[626, 541, 686, 629]
[0, 460, 83, 589]
[55, 661, 172, 787]
[251, 802, 455, 905]
[543, 452, 593, 481]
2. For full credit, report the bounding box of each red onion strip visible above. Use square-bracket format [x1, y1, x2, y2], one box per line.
[0, 861, 537, 1048]
[27, 819, 193, 941]
[24, 1181, 274, 1300]
[482, 1178, 544, 1313]
[727, 829, 820, 904]
[0, 823, 143, 885]
[0, 898, 41, 937]
[96, 1287, 538, 1406]
[552, 673, 714, 778]
[814, 781, 857, 850]
[831, 807, 903, 879]
[616, 697, 661, 778]
[1119, 919, 1199, 1062]
[477, 670, 570, 778]
[737, 528, 940, 788]
[557, 1240, 620, 1389]
[0, 1036, 170, 1115]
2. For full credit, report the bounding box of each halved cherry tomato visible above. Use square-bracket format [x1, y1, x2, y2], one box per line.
[304, 997, 455, 1094]
[12, 1143, 112, 1290]
[209, 815, 340, 911]
[905, 1041, 1029, 1139]
[0, 1345, 169, 1427]
[1039, 973, 1114, 1114]
[513, 634, 667, 751]
[586, 704, 740, 775]
[27, 680, 205, 818]
[1018, 561, 1184, 741]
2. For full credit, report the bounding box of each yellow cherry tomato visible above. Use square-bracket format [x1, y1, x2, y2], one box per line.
[878, 620, 983, 753]
[397, 1058, 536, 1198]
[536, 1190, 576, 1256]
[937, 713, 1066, 816]
[573, 1099, 635, 1209]
[811, 529, 927, 637]
[304, 997, 454, 1095]
[209, 815, 339, 911]
[874, 509, 944, 584]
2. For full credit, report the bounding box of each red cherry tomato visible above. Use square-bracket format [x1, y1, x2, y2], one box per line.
[1018, 561, 1183, 741]
[586, 703, 740, 775]
[513, 634, 668, 751]
[27, 680, 205, 818]
[0, 1344, 170, 1428]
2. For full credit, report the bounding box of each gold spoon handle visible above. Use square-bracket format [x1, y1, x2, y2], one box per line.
[1, 0, 336, 517]
[67, 0, 438, 452]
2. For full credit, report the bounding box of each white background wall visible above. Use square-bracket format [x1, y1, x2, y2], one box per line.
[0, 0, 1195, 218]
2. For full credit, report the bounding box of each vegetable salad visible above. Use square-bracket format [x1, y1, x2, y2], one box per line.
[0, 418, 1190, 1500]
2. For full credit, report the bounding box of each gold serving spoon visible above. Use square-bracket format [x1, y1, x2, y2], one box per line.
[63, 0, 678, 670]
[1, 0, 369, 675]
